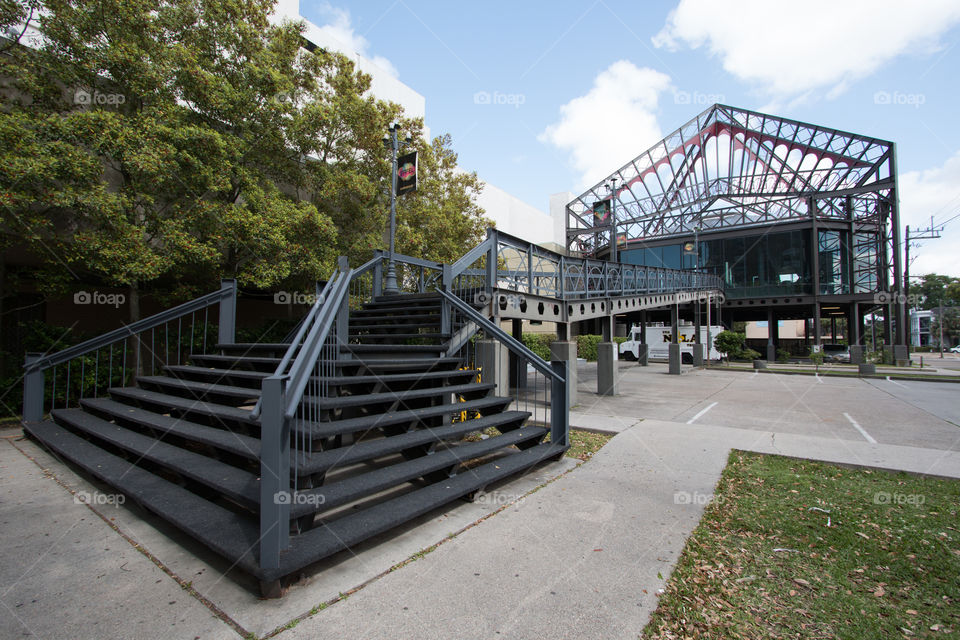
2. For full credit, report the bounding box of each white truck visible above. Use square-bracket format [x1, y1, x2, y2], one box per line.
[619, 324, 724, 363]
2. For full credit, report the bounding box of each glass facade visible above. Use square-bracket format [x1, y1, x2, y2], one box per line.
[620, 228, 854, 299]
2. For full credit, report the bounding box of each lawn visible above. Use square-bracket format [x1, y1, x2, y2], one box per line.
[643, 451, 960, 639]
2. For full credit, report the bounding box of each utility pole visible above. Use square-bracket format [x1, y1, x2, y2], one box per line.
[904, 218, 942, 352]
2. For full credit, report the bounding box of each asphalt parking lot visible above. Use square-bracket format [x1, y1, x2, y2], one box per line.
[573, 361, 960, 452]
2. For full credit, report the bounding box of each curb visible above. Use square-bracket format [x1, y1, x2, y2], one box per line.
[705, 366, 960, 384]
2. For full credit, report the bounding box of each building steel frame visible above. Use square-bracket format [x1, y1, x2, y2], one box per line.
[566, 104, 904, 346]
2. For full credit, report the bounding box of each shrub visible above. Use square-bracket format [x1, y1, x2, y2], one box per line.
[776, 347, 791, 363]
[522, 333, 555, 361]
[577, 334, 602, 361]
[740, 348, 762, 361]
[714, 330, 746, 358]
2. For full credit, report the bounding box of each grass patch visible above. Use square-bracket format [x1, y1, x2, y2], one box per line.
[566, 429, 612, 461]
[643, 451, 960, 639]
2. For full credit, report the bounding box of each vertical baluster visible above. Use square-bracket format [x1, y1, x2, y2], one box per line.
[65, 361, 71, 409]
[122, 339, 127, 387]
[51, 366, 57, 414]
[202, 307, 208, 353]
[94, 350, 99, 398]
[79, 357, 85, 402]
[178, 317, 182, 365]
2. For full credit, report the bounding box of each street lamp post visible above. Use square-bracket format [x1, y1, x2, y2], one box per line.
[606, 178, 618, 263]
[382, 122, 412, 296]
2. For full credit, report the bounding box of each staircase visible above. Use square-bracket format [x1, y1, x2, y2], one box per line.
[23, 291, 565, 596]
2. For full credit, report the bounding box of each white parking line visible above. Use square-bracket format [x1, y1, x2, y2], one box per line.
[886, 376, 907, 388]
[843, 412, 877, 444]
[687, 401, 718, 424]
[815, 373, 823, 383]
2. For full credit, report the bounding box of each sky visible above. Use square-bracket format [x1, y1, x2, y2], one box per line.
[299, 0, 960, 277]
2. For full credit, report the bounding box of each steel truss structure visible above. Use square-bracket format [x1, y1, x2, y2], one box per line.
[566, 103, 903, 344]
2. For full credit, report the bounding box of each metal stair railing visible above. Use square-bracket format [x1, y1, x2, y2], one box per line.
[436, 289, 568, 450]
[258, 261, 352, 571]
[22, 280, 238, 423]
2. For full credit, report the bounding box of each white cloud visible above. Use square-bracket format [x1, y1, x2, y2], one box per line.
[540, 61, 672, 188]
[314, 3, 398, 77]
[653, 0, 960, 99]
[899, 150, 960, 277]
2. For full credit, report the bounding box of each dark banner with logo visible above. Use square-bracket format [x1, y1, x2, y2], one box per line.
[593, 197, 611, 225]
[397, 151, 417, 195]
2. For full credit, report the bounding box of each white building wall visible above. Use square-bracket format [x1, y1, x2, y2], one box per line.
[475, 182, 565, 250]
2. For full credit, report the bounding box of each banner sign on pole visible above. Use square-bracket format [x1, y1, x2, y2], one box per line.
[397, 151, 417, 195]
[593, 197, 611, 225]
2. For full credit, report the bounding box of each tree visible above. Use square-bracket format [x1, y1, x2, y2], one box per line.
[914, 274, 960, 310]
[930, 308, 960, 348]
[714, 330, 745, 360]
[1, 0, 490, 326]
[395, 133, 490, 264]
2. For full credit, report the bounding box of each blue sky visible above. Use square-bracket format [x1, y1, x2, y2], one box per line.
[300, 0, 960, 276]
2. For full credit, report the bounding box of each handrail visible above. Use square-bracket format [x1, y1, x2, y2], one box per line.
[436, 290, 562, 383]
[283, 270, 351, 419]
[374, 249, 444, 271]
[25, 283, 234, 373]
[450, 235, 493, 275]
[273, 275, 338, 377]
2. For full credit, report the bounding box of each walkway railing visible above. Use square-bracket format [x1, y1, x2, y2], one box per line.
[21, 280, 238, 423]
[446, 228, 722, 304]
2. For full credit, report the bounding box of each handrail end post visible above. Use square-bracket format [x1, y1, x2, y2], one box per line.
[372, 257, 383, 299]
[259, 375, 290, 570]
[218, 279, 237, 346]
[22, 353, 45, 423]
[550, 359, 569, 448]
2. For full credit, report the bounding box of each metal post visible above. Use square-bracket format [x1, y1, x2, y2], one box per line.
[22, 353, 44, 423]
[485, 228, 497, 294]
[336, 256, 350, 358]
[440, 264, 452, 336]
[904, 225, 911, 349]
[259, 375, 290, 570]
[609, 178, 618, 263]
[550, 360, 569, 447]
[218, 279, 237, 345]
[384, 125, 400, 295]
[372, 256, 383, 298]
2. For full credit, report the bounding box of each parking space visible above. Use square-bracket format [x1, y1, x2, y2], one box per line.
[572, 362, 960, 452]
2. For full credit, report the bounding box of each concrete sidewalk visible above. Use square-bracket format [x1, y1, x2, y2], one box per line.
[280, 419, 960, 640]
[3, 364, 959, 639]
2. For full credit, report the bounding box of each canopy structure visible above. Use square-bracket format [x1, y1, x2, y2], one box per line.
[565, 104, 901, 301]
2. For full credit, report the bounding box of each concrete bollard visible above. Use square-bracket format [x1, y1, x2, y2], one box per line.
[668, 343, 681, 375]
[753, 359, 767, 370]
[476, 340, 508, 397]
[858, 363, 876, 375]
[597, 342, 618, 395]
[550, 340, 578, 408]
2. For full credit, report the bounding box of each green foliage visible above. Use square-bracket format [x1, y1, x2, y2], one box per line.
[714, 330, 745, 357]
[521, 333, 555, 361]
[740, 348, 761, 361]
[809, 348, 825, 368]
[776, 347, 791, 363]
[930, 308, 960, 347]
[915, 274, 960, 310]
[576, 334, 601, 361]
[0, 0, 489, 322]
